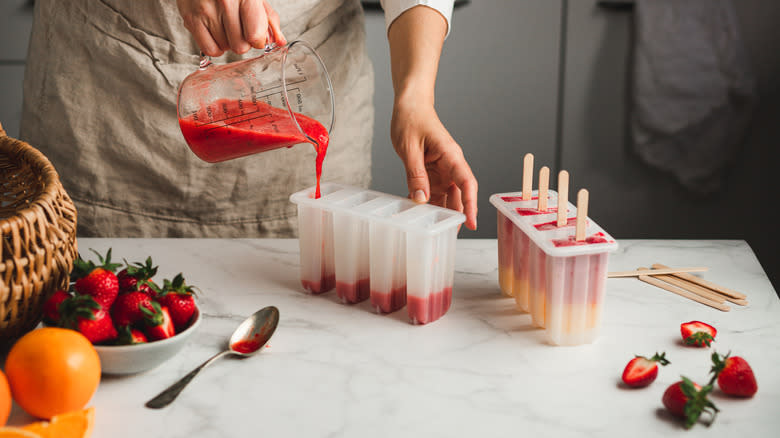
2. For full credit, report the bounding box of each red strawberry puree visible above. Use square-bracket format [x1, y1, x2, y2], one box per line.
[371, 285, 407, 313]
[535, 217, 577, 231]
[407, 287, 452, 325]
[552, 232, 610, 247]
[179, 99, 329, 198]
[231, 339, 261, 354]
[301, 274, 336, 294]
[336, 278, 370, 304]
[516, 207, 559, 216]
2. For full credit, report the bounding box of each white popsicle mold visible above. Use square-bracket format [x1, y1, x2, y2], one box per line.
[490, 190, 618, 345]
[291, 183, 466, 324]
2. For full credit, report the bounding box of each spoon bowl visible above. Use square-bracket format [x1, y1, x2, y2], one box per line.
[145, 306, 279, 409]
[228, 306, 280, 356]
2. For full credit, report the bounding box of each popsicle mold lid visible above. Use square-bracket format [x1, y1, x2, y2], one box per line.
[490, 190, 618, 257]
[291, 183, 466, 235]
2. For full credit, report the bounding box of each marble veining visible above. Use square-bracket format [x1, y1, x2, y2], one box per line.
[5, 238, 779, 437]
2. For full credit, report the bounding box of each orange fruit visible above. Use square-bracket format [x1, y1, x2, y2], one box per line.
[0, 427, 41, 437]
[0, 371, 11, 426]
[21, 407, 94, 438]
[4, 328, 101, 419]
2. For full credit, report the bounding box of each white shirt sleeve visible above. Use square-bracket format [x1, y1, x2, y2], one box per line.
[379, 0, 455, 38]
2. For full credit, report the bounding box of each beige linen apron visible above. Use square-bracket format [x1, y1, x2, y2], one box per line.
[20, 0, 373, 237]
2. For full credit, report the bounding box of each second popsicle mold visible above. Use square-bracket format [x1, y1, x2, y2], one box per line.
[491, 190, 618, 345]
[290, 183, 466, 325]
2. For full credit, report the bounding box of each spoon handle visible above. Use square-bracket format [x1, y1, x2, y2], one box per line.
[145, 349, 230, 409]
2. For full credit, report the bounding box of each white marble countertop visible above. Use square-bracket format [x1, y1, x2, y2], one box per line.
[7, 238, 779, 436]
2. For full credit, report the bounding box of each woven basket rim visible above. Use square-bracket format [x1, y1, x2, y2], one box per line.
[0, 123, 64, 224]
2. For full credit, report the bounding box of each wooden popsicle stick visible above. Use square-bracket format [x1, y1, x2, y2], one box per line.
[652, 263, 747, 300]
[557, 170, 569, 227]
[727, 298, 750, 306]
[653, 274, 727, 304]
[575, 189, 588, 241]
[607, 267, 709, 278]
[637, 268, 730, 312]
[538, 166, 549, 212]
[654, 269, 747, 306]
[522, 153, 534, 201]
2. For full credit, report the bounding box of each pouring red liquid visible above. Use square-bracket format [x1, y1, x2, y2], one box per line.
[179, 99, 329, 198]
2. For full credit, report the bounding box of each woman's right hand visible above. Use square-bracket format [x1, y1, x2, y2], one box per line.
[176, 0, 286, 56]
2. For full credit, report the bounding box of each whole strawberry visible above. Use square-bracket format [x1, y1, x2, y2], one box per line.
[71, 248, 122, 308]
[157, 273, 198, 330]
[710, 352, 758, 397]
[42, 289, 72, 325]
[662, 377, 719, 429]
[112, 290, 156, 327]
[117, 256, 159, 295]
[59, 294, 119, 344]
[621, 352, 670, 388]
[142, 302, 176, 341]
[680, 321, 717, 347]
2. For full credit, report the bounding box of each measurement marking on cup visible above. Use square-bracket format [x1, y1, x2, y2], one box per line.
[202, 114, 273, 132]
[191, 82, 307, 129]
[250, 77, 308, 96]
[195, 106, 275, 126]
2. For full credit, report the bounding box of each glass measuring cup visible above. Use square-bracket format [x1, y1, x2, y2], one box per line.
[177, 41, 335, 164]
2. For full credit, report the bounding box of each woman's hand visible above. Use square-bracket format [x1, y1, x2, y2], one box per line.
[391, 99, 478, 230]
[387, 5, 478, 230]
[176, 0, 286, 56]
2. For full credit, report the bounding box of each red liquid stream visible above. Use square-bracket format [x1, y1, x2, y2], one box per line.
[179, 99, 329, 198]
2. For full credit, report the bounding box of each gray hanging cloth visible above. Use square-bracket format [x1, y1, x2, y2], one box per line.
[631, 0, 756, 194]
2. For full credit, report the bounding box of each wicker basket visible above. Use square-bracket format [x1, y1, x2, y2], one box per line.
[0, 121, 78, 347]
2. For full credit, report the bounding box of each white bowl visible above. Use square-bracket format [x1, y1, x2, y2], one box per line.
[95, 308, 201, 375]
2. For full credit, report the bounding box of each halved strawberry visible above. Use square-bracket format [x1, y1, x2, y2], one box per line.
[710, 352, 758, 397]
[71, 248, 122, 308]
[662, 377, 719, 428]
[141, 302, 176, 341]
[42, 289, 72, 325]
[680, 321, 717, 347]
[621, 352, 670, 388]
[157, 273, 198, 330]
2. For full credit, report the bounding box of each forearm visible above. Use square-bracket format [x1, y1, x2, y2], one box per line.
[387, 5, 448, 107]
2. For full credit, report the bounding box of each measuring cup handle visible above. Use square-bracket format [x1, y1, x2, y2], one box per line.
[199, 52, 212, 69]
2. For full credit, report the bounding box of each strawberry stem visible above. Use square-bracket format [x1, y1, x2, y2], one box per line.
[680, 376, 719, 429]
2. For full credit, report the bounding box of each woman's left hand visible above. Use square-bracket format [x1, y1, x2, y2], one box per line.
[391, 99, 478, 231]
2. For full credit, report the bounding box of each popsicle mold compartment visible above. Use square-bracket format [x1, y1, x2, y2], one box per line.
[490, 190, 618, 345]
[290, 183, 466, 324]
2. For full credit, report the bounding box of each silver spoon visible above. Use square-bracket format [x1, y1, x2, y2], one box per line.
[145, 305, 280, 409]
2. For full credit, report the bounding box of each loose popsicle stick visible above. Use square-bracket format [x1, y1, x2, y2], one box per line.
[637, 268, 730, 312]
[652, 263, 747, 300]
[537, 166, 549, 212]
[607, 267, 709, 278]
[557, 170, 569, 227]
[522, 153, 534, 200]
[653, 269, 747, 306]
[575, 189, 588, 241]
[653, 274, 727, 304]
